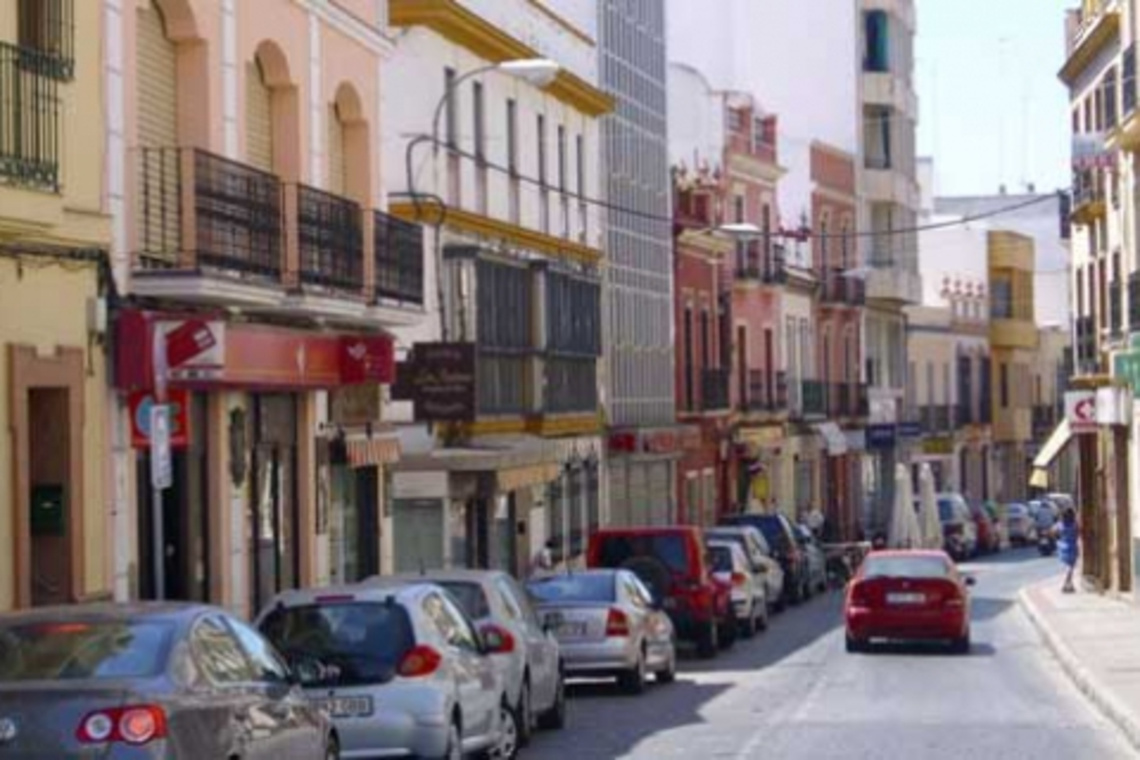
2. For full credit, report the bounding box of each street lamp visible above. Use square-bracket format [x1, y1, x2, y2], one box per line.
[716, 223, 764, 240]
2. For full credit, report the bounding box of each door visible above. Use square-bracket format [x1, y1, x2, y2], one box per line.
[425, 592, 499, 744]
[393, 499, 445, 572]
[250, 395, 299, 615]
[27, 388, 71, 606]
[499, 577, 557, 711]
[189, 615, 269, 759]
[627, 574, 672, 668]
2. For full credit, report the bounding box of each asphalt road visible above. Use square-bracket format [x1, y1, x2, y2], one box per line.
[525, 550, 1137, 760]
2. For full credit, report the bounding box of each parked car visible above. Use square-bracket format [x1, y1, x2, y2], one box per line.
[937, 493, 978, 560]
[526, 569, 676, 694]
[1005, 502, 1036, 545]
[0, 602, 335, 759]
[1046, 492, 1076, 515]
[587, 526, 734, 658]
[258, 583, 514, 760]
[844, 550, 975, 654]
[721, 513, 811, 605]
[366, 569, 565, 744]
[970, 503, 1001, 554]
[708, 540, 769, 637]
[793, 525, 829, 595]
[705, 526, 786, 612]
[1033, 499, 1058, 533]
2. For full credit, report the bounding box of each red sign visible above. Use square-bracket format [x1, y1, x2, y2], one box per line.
[165, 319, 218, 368]
[608, 432, 637, 453]
[339, 335, 395, 385]
[643, 430, 679, 454]
[129, 389, 191, 449]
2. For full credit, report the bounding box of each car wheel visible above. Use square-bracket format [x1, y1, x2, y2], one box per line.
[718, 618, 736, 649]
[656, 647, 677, 684]
[696, 621, 719, 659]
[537, 669, 567, 731]
[618, 650, 647, 695]
[739, 606, 757, 639]
[516, 678, 533, 746]
[324, 735, 340, 760]
[488, 699, 519, 759]
[437, 721, 462, 760]
[845, 634, 866, 654]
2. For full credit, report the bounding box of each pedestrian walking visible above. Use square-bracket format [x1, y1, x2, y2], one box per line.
[1055, 507, 1080, 593]
[530, 539, 556, 578]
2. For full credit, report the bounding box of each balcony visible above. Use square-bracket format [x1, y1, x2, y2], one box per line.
[0, 42, 61, 193]
[545, 355, 599, 414]
[1109, 280, 1123, 338]
[1075, 315, 1099, 374]
[821, 268, 867, 307]
[735, 241, 787, 285]
[800, 380, 827, 418]
[131, 147, 424, 325]
[919, 405, 953, 433]
[1070, 165, 1107, 224]
[1033, 404, 1059, 438]
[831, 382, 869, 417]
[1061, 0, 1122, 86]
[478, 351, 531, 416]
[700, 368, 731, 412]
[742, 370, 788, 413]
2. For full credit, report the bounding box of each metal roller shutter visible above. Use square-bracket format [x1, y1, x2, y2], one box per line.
[136, 3, 177, 148]
[647, 461, 672, 526]
[393, 499, 444, 573]
[246, 61, 274, 172]
[327, 105, 346, 195]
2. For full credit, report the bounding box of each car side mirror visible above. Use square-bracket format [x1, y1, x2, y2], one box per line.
[964, 576, 977, 587]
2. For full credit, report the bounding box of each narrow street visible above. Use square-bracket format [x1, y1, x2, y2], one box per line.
[527, 551, 1135, 760]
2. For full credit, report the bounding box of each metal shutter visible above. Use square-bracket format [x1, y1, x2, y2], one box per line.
[393, 499, 444, 573]
[647, 462, 672, 526]
[246, 61, 273, 172]
[136, 3, 177, 147]
[608, 462, 629, 528]
[327, 105, 346, 195]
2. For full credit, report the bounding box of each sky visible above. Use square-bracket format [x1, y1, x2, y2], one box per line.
[917, 0, 1074, 197]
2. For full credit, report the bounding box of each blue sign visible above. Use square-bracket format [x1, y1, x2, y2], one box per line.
[866, 424, 897, 449]
[898, 421, 922, 438]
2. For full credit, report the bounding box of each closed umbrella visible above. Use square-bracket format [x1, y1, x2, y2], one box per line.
[918, 463, 943, 550]
[889, 464, 920, 549]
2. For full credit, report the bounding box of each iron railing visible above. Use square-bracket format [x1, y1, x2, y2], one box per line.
[801, 380, 827, 417]
[17, 0, 74, 80]
[477, 351, 530, 416]
[0, 42, 60, 193]
[136, 147, 283, 277]
[701, 368, 731, 411]
[545, 355, 598, 414]
[1129, 272, 1140, 330]
[374, 209, 424, 305]
[742, 369, 787, 412]
[735, 240, 787, 283]
[1110, 279, 1124, 336]
[821, 269, 864, 306]
[296, 184, 363, 292]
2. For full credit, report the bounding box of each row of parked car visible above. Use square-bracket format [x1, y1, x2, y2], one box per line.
[936, 491, 1074, 561]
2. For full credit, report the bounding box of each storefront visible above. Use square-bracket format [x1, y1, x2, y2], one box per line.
[735, 425, 786, 514]
[114, 309, 396, 616]
[608, 428, 684, 527]
[677, 424, 719, 525]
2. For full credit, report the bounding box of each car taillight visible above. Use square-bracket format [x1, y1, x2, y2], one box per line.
[481, 623, 516, 654]
[398, 645, 443, 678]
[605, 608, 631, 637]
[849, 583, 871, 608]
[731, 571, 747, 587]
[944, 590, 965, 609]
[77, 706, 167, 745]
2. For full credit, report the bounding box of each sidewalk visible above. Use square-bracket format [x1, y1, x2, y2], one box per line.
[1020, 578, 1140, 751]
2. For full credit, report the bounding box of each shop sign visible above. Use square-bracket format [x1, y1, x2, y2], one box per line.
[1064, 390, 1097, 434]
[923, 436, 954, 455]
[402, 342, 476, 422]
[608, 432, 638, 453]
[339, 335, 395, 385]
[157, 319, 225, 382]
[865, 424, 897, 449]
[330, 384, 381, 426]
[150, 404, 173, 490]
[643, 430, 679, 454]
[898, 421, 922, 439]
[129, 389, 190, 449]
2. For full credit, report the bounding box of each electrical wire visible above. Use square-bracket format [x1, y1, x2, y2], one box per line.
[402, 132, 1068, 241]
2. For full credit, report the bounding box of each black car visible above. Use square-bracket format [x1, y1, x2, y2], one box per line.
[720, 513, 811, 605]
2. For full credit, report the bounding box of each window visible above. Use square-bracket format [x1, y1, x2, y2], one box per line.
[0, 620, 173, 681]
[507, 99, 520, 223]
[437, 582, 492, 620]
[444, 68, 458, 149]
[17, 0, 74, 80]
[576, 134, 588, 241]
[558, 125, 567, 192]
[538, 115, 548, 186]
[227, 617, 290, 684]
[1000, 363, 1010, 407]
[1105, 67, 1119, 129]
[990, 277, 1013, 319]
[192, 616, 255, 684]
[863, 10, 890, 72]
[684, 306, 694, 409]
[422, 593, 480, 652]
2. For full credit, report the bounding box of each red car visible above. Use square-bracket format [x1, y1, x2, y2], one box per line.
[587, 526, 734, 658]
[844, 550, 975, 654]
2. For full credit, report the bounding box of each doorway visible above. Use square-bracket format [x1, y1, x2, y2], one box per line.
[329, 464, 380, 583]
[250, 395, 299, 614]
[28, 388, 72, 607]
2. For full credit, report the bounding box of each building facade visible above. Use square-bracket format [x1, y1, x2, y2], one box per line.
[110, 0, 416, 618]
[599, 0, 682, 527]
[0, 0, 114, 610]
[385, 0, 609, 573]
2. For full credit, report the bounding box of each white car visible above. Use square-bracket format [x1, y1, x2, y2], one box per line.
[705, 526, 785, 612]
[369, 570, 566, 745]
[708, 540, 769, 637]
[258, 583, 513, 759]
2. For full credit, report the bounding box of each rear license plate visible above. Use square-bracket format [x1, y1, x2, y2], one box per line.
[557, 621, 588, 637]
[887, 592, 925, 605]
[310, 695, 373, 718]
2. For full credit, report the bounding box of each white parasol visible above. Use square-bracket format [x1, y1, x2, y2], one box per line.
[918, 463, 943, 550]
[888, 463, 921, 549]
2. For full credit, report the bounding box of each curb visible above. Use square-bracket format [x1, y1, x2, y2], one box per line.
[1018, 585, 1140, 753]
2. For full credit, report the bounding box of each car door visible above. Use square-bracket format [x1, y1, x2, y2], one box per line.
[431, 593, 500, 743]
[227, 616, 324, 760]
[500, 576, 558, 712]
[188, 615, 274, 760]
[627, 573, 673, 667]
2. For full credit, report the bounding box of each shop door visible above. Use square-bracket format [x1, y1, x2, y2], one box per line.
[28, 388, 72, 607]
[250, 395, 299, 615]
[647, 462, 672, 526]
[393, 499, 444, 572]
[354, 467, 380, 580]
[329, 464, 380, 584]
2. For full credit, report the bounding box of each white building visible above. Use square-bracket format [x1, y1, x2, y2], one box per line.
[384, 0, 612, 574]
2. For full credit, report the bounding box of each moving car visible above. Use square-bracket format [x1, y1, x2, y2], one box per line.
[1005, 502, 1035, 545]
[0, 602, 335, 759]
[721, 513, 811, 605]
[708, 540, 769, 637]
[844, 550, 975, 654]
[587, 526, 734, 658]
[705, 526, 786, 611]
[937, 493, 978, 560]
[526, 569, 676, 694]
[258, 583, 514, 760]
[368, 569, 566, 743]
[794, 525, 829, 595]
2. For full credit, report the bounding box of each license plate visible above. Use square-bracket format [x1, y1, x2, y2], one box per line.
[556, 621, 588, 637]
[887, 592, 925, 605]
[310, 695, 373, 718]
[662, 598, 678, 610]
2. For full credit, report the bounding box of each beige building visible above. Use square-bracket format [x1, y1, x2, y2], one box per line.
[0, 0, 114, 611]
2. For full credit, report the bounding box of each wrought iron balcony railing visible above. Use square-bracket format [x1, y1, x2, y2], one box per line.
[0, 42, 61, 193]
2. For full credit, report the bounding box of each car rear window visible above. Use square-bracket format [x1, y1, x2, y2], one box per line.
[708, 545, 733, 573]
[594, 534, 691, 574]
[260, 602, 414, 687]
[724, 516, 788, 552]
[863, 556, 950, 580]
[0, 620, 173, 681]
[527, 574, 616, 603]
[435, 582, 492, 620]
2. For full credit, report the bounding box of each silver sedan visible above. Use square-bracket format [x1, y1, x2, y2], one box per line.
[526, 569, 676, 695]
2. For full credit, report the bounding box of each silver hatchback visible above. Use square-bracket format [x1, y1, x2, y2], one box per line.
[258, 583, 513, 759]
[527, 570, 676, 695]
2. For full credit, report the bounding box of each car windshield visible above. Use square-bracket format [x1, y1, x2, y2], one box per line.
[862, 556, 951, 580]
[708, 545, 734, 573]
[435, 582, 492, 620]
[723, 516, 788, 552]
[0, 620, 174, 681]
[595, 534, 691, 575]
[259, 602, 414, 687]
[527, 574, 616, 603]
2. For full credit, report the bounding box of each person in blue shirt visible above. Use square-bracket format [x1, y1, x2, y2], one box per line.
[1055, 507, 1080, 593]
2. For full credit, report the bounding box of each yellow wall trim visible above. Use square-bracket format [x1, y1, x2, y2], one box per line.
[1059, 9, 1121, 85]
[389, 200, 604, 266]
[463, 412, 601, 439]
[991, 319, 1039, 350]
[527, 0, 595, 46]
[390, 0, 614, 116]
